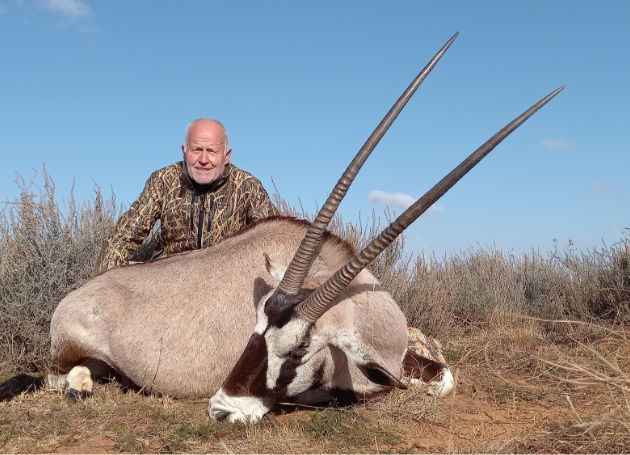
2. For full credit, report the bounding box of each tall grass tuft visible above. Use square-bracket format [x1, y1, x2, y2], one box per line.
[398, 240, 630, 341]
[0, 167, 120, 373]
[537, 324, 630, 452]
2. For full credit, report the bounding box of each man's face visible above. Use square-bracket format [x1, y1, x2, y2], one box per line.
[182, 120, 232, 185]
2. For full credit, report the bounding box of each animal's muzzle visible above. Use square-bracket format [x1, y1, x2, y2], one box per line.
[208, 388, 269, 423]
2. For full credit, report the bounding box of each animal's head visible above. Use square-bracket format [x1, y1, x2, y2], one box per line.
[209, 33, 563, 423]
[209, 254, 408, 423]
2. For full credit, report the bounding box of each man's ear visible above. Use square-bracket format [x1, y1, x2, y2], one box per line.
[224, 148, 232, 165]
[181, 144, 186, 159]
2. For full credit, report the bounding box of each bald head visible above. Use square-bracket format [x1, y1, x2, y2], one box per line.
[184, 119, 229, 150]
[182, 119, 232, 185]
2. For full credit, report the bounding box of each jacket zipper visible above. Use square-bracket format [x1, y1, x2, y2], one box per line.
[197, 201, 205, 249]
[189, 195, 196, 231]
[206, 195, 215, 241]
[195, 194, 216, 250]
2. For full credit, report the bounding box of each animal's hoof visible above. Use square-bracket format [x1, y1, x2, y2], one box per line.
[64, 388, 91, 402]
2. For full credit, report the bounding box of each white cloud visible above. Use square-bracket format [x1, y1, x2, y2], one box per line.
[368, 190, 444, 215]
[37, 0, 97, 31]
[40, 0, 90, 19]
[541, 138, 575, 150]
[369, 190, 415, 209]
[588, 178, 618, 194]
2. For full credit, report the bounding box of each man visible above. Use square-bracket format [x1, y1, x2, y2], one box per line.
[96, 118, 279, 273]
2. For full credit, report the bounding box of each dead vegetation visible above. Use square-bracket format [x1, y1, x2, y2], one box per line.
[1, 169, 630, 453]
[0, 168, 120, 373]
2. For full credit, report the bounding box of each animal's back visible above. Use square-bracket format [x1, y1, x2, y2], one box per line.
[50, 217, 355, 396]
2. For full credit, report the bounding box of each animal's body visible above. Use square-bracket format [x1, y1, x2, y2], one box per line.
[50, 217, 414, 400]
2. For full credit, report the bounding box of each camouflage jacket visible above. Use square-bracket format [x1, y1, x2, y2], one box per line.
[96, 162, 279, 273]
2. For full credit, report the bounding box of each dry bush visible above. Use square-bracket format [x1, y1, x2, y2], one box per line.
[535, 325, 630, 453]
[0, 167, 120, 374]
[563, 241, 630, 322]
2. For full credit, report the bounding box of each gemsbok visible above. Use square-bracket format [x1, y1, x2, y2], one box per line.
[1, 33, 563, 423]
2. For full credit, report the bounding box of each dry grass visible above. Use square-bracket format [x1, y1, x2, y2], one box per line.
[1, 325, 629, 453]
[1, 169, 630, 453]
[531, 325, 630, 453]
[0, 167, 121, 373]
[0, 380, 442, 453]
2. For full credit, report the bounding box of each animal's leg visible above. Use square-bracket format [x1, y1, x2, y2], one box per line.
[64, 366, 92, 401]
[46, 372, 68, 390]
[51, 359, 115, 402]
[0, 374, 45, 401]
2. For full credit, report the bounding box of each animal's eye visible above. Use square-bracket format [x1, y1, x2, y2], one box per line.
[288, 348, 306, 360]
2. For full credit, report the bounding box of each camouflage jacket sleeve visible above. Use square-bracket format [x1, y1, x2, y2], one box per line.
[95, 172, 163, 273]
[243, 176, 280, 222]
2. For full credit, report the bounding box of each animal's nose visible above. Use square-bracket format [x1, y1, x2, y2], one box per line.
[209, 404, 248, 423]
[209, 407, 230, 421]
[209, 388, 269, 423]
[208, 391, 234, 421]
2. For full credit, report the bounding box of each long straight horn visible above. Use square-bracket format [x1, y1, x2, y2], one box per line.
[297, 86, 565, 322]
[278, 32, 459, 295]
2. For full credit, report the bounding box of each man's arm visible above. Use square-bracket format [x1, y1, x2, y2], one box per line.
[95, 174, 162, 274]
[246, 178, 280, 223]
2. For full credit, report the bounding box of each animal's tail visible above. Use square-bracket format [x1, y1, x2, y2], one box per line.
[0, 374, 45, 401]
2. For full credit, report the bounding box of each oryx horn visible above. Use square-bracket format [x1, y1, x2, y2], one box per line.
[277, 32, 459, 295]
[297, 86, 565, 322]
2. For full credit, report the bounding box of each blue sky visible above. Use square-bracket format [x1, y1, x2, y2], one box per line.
[1, 0, 628, 259]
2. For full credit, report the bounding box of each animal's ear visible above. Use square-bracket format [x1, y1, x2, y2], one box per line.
[264, 253, 287, 286]
[359, 363, 407, 389]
